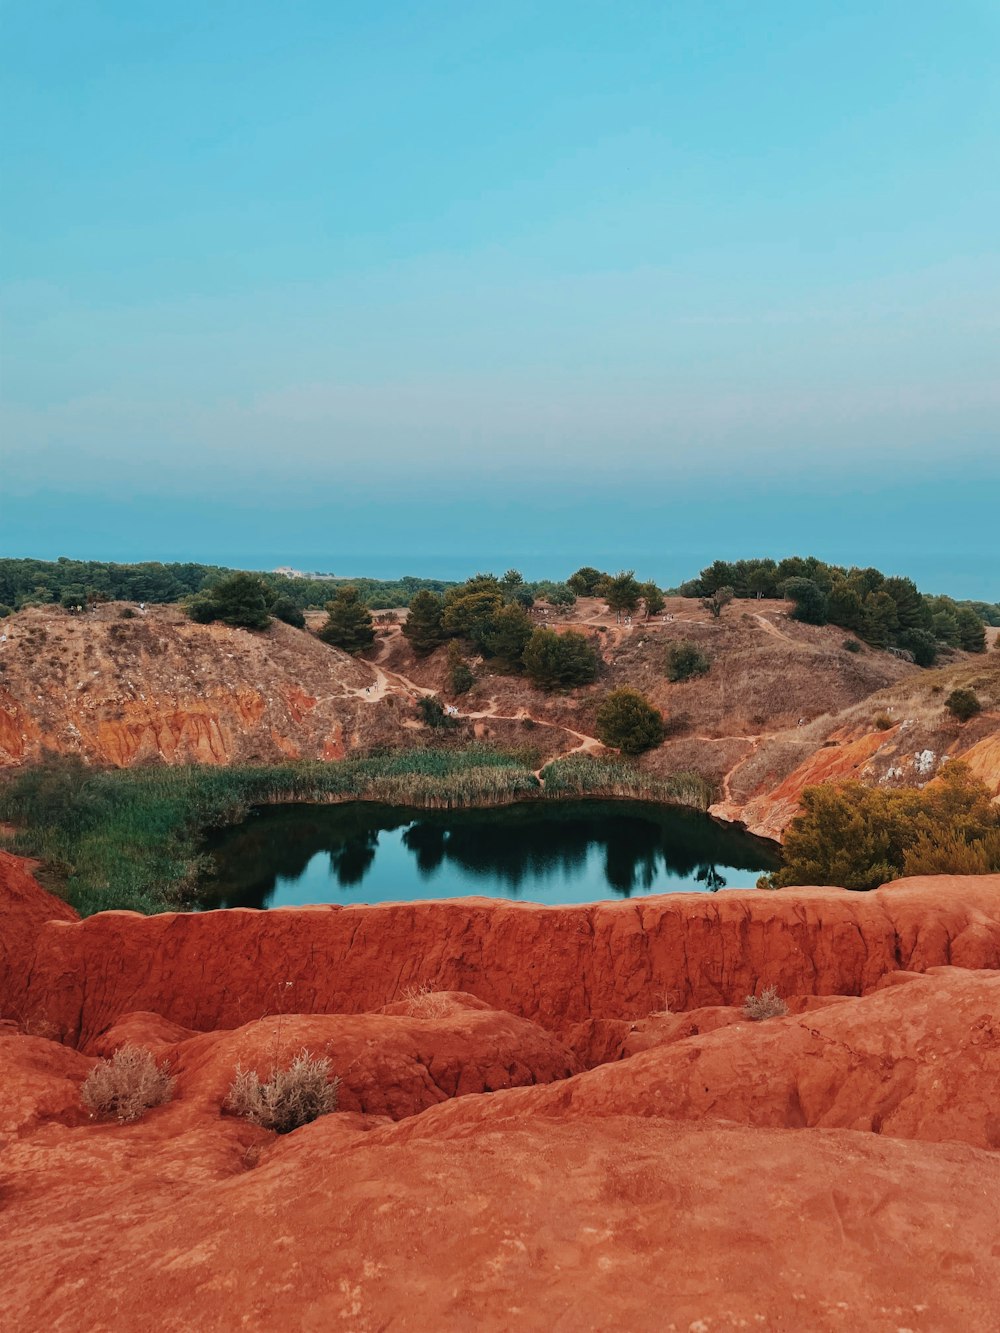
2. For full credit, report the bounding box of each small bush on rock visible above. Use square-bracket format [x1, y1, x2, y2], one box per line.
[742, 986, 788, 1021]
[225, 1050, 340, 1133]
[81, 1045, 175, 1123]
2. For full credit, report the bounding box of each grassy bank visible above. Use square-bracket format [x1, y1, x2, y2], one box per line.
[0, 748, 716, 917]
[540, 756, 715, 810]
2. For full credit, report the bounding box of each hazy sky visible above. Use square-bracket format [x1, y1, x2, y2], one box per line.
[2, 2, 998, 593]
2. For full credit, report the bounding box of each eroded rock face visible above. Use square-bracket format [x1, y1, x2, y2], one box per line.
[17, 874, 1000, 1046]
[0, 850, 78, 1020]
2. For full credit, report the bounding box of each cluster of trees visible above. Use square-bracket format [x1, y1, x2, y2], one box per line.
[566, 567, 665, 619]
[681, 556, 992, 665]
[0, 557, 222, 614]
[187, 573, 306, 631]
[402, 573, 599, 690]
[763, 763, 1000, 889]
[0, 557, 459, 619]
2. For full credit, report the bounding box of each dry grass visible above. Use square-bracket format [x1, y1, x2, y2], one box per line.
[81, 1045, 175, 1123]
[742, 986, 788, 1021]
[225, 1050, 340, 1133]
[399, 984, 453, 1019]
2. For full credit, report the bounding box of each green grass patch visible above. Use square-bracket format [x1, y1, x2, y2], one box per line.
[0, 748, 539, 916]
[540, 756, 715, 810]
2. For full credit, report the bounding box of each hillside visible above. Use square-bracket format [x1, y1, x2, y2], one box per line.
[1, 596, 996, 838]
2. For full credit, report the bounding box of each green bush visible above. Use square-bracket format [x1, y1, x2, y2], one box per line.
[594, 688, 665, 755]
[945, 688, 982, 722]
[522, 628, 597, 690]
[842, 638, 861, 653]
[665, 641, 710, 682]
[186, 572, 275, 631]
[761, 763, 1000, 890]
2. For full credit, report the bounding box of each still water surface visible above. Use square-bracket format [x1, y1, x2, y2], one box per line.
[196, 801, 781, 909]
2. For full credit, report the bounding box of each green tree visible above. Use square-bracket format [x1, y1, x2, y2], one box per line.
[595, 687, 665, 754]
[318, 586, 375, 654]
[641, 581, 665, 618]
[700, 585, 735, 620]
[446, 640, 474, 694]
[522, 628, 598, 690]
[481, 602, 533, 667]
[567, 566, 606, 596]
[441, 576, 504, 646]
[956, 607, 987, 653]
[782, 578, 827, 625]
[665, 641, 710, 682]
[883, 576, 931, 633]
[271, 596, 306, 629]
[186, 572, 276, 631]
[403, 590, 446, 656]
[762, 763, 1000, 889]
[605, 571, 642, 622]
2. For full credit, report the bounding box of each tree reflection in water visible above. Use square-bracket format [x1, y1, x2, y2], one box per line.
[196, 800, 780, 910]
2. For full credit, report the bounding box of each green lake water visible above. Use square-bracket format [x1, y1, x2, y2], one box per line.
[196, 800, 781, 909]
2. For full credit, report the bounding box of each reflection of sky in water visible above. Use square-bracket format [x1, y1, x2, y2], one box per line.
[199, 802, 781, 910]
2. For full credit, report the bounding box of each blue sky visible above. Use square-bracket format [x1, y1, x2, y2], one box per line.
[2, 2, 998, 594]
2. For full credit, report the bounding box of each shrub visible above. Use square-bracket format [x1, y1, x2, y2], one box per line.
[700, 585, 734, 619]
[594, 688, 665, 755]
[272, 596, 306, 629]
[522, 628, 598, 690]
[743, 986, 788, 1021]
[186, 572, 275, 631]
[842, 638, 861, 653]
[119, 608, 137, 620]
[873, 713, 894, 731]
[418, 695, 457, 730]
[225, 1050, 340, 1133]
[761, 762, 1000, 890]
[945, 688, 982, 723]
[665, 641, 710, 682]
[81, 1045, 175, 1123]
[400, 984, 452, 1018]
[447, 641, 474, 694]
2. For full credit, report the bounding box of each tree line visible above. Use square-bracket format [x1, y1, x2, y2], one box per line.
[679, 556, 993, 665]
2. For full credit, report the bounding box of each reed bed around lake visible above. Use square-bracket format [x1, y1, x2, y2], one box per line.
[540, 756, 715, 811]
[0, 747, 714, 917]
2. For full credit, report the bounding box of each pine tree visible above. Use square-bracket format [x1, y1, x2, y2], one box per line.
[319, 587, 374, 654]
[402, 590, 445, 655]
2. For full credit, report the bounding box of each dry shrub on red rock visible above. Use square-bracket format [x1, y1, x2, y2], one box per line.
[81, 1044, 175, 1123]
[225, 1049, 340, 1133]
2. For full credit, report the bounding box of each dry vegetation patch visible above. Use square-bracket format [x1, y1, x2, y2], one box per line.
[81, 1045, 175, 1123]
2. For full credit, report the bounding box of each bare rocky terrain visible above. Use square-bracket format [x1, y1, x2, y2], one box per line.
[3, 851, 1000, 1331]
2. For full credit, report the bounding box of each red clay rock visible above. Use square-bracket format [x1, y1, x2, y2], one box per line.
[0, 1029, 91, 1137]
[1, 1092, 997, 1332]
[19, 876, 1000, 1045]
[410, 967, 1000, 1151]
[0, 850, 77, 1018]
[88, 995, 581, 1122]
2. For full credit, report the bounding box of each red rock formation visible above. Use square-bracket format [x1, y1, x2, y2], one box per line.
[5, 851, 1000, 1329]
[0, 851, 77, 1020]
[2, 1008, 999, 1331]
[16, 872, 1000, 1045]
[86, 995, 580, 1122]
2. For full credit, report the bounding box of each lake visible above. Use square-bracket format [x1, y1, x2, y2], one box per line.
[195, 800, 781, 909]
